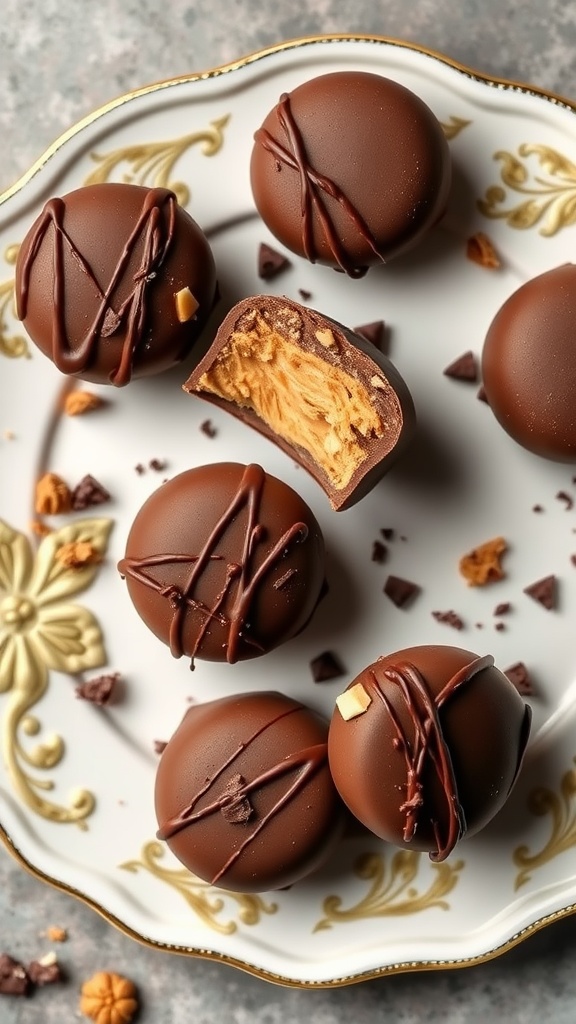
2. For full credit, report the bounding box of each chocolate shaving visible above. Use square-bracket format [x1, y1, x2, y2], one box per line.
[71, 474, 111, 510]
[353, 320, 386, 352]
[494, 602, 511, 616]
[200, 419, 217, 438]
[0, 953, 29, 996]
[432, 609, 464, 630]
[258, 242, 291, 280]
[75, 672, 119, 706]
[371, 540, 388, 563]
[220, 773, 253, 823]
[443, 351, 478, 382]
[523, 574, 556, 610]
[505, 661, 534, 696]
[556, 490, 574, 510]
[27, 958, 62, 987]
[383, 575, 420, 608]
[298, 288, 312, 301]
[310, 650, 346, 683]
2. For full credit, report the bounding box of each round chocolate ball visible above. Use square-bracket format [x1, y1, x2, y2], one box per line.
[328, 646, 532, 860]
[15, 182, 217, 385]
[250, 71, 451, 276]
[482, 264, 576, 460]
[118, 463, 326, 665]
[154, 691, 345, 892]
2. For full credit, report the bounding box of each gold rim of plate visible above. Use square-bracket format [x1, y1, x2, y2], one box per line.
[1, 31, 576, 987]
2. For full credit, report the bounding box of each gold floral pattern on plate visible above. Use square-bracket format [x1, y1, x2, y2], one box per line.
[441, 115, 471, 140]
[84, 115, 230, 207]
[0, 244, 29, 360]
[478, 144, 576, 235]
[313, 849, 464, 932]
[513, 757, 576, 891]
[0, 517, 112, 827]
[120, 840, 278, 935]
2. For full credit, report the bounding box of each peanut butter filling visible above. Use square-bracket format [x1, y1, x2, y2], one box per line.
[195, 310, 387, 490]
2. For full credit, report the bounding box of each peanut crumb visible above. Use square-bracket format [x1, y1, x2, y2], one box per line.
[315, 328, 336, 348]
[175, 286, 199, 322]
[466, 232, 501, 269]
[30, 519, 53, 538]
[3, 429, 15, 440]
[56, 541, 101, 569]
[459, 536, 508, 586]
[370, 375, 387, 389]
[64, 390, 104, 416]
[34, 473, 72, 515]
[45, 926, 67, 943]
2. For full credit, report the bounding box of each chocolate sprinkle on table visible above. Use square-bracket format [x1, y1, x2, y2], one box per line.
[200, 419, 217, 438]
[71, 473, 111, 510]
[432, 609, 464, 630]
[353, 320, 386, 352]
[258, 242, 291, 280]
[371, 540, 388, 563]
[556, 490, 574, 510]
[523, 574, 557, 610]
[505, 661, 534, 696]
[443, 350, 478, 382]
[75, 672, 120, 706]
[298, 288, 312, 301]
[494, 602, 511, 615]
[383, 575, 420, 608]
[310, 650, 346, 682]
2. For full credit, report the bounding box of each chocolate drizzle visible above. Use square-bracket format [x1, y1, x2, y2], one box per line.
[118, 464, 308, 664]
[156, 704, 328, 885]
[254, 93, 385, 278]
[17, 187, 177, 386]
[368, 654, 495, 861]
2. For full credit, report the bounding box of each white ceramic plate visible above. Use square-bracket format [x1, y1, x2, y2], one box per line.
[1, 35, 576, 987]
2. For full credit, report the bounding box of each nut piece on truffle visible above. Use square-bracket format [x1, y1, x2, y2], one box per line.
[183, 295, 415, 510]
[154, 691, 345, 892]
[328, 645, 531, 861]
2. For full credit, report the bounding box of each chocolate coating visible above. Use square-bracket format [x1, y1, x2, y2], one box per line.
[250, 71, 451, 276]
[154, 691, 345, 892]
[482, 264, 576, 460]
[183, 295, 415, 510]
[118, 463, 326, 664]
[15, 183, 217, 385]
[328, 646, 531, 860]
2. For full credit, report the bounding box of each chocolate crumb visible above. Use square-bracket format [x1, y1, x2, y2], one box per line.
[532, 504, 544, 513]
[134, 463, 145, 475]
[27, 956, 62, 987]
[505, 661, 534, 696]
[443, 350, 478, 382]
[0, 953, 29, 996]
[432, 609, 464, 630]
[556, 490, 574, 510]
[298, 288, 312, 301]
[571, 554, 576, 566]
[310, 650, 346, 683]
[149, 458, 167, 472]
[477, 384, 489, 403]
[71, 474, 111, 511]
[154, 740, 167, 755]
[75, 672, 120, 706]
[353, 321, 387, 352]
[200, 419, 217, 438]
[380, 528, 395, 541]
[371, 540, 388, 563]
[523, 574, 556, 610]
[258, 242, 291, 280]
[475, 622, 484, 629]
[494, 602, 511, 616]
[384, 575, 420, 608]
[495, 622, 505, 631]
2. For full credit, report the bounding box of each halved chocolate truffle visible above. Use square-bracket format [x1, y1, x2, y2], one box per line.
[183, 296, 415, 510]
[118, 463, 325, 665]
[328, 646, 531, 861]
[154, 691, 345, 892]
[15, 183, 217, 385]
[250, 71, 451, 276]
[482, 264, 576, 460]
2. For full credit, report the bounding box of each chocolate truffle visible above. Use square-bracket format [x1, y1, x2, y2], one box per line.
[154, 691, 345, 892]
[15, 183, 217, 385]
[250, 71, 451, 276]
[183, 295, 415, 510]
[118, 462, 325, 664]
[482, 264, 576, 460]
[328, 646, 531, 861]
